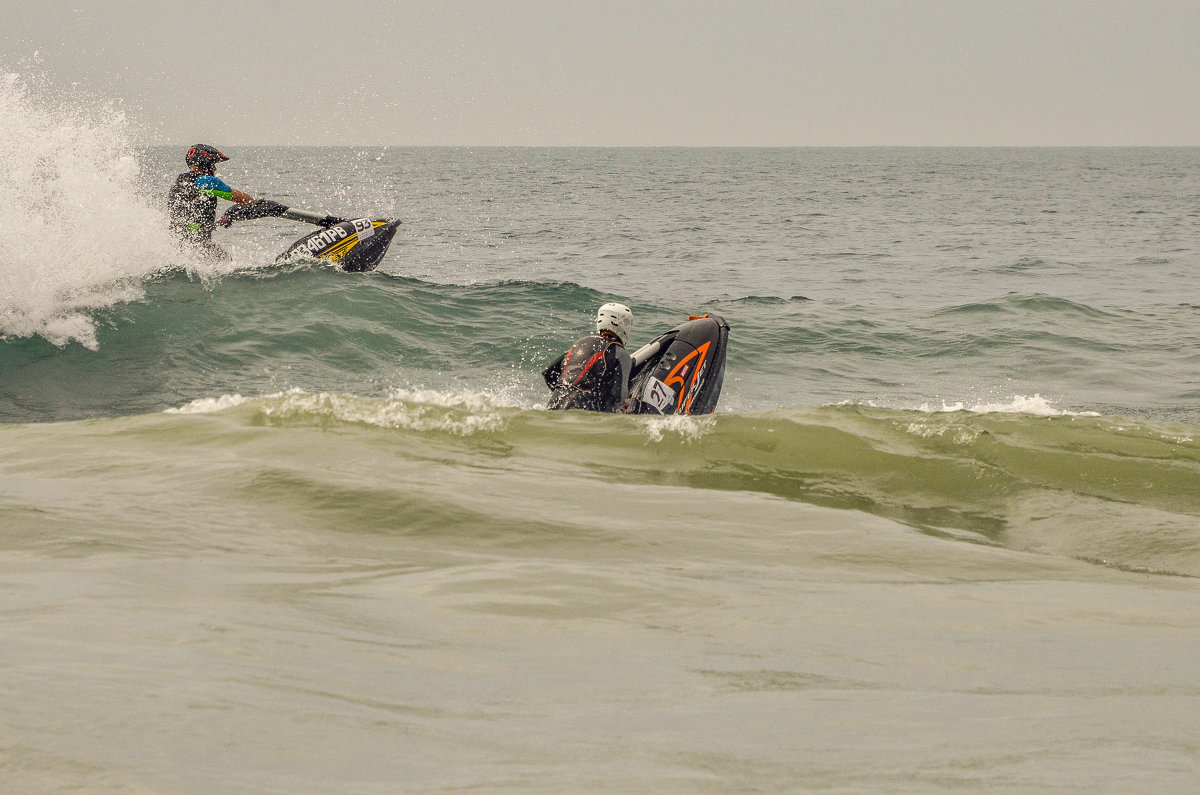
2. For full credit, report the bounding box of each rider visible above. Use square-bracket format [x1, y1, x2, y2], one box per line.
[166, 144, 253, 259]
[543, 303, 634, 412]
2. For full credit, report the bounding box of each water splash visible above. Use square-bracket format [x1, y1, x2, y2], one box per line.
[0, 73, 189, 348]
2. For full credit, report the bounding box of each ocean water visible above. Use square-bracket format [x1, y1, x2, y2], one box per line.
[2, 74, 1200, 791]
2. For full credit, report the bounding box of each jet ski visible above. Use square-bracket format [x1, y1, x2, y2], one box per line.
[219, 199, 400, 272]
[627, 314, 730, 415]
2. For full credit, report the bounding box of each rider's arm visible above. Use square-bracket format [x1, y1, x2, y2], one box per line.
[613, 347, 632, 412]
[542, 354, 565, 389]
[195, 175, 253, 206]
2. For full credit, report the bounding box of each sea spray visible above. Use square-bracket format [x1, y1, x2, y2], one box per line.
[0, 73, 189, 348]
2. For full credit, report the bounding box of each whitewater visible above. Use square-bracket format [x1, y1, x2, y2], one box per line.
[2, 73, 1200, 791]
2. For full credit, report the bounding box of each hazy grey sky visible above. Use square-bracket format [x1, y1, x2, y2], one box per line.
[4, 0, 1198, 146]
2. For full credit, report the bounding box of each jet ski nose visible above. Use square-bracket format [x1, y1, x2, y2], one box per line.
[342, 220, 401, 272]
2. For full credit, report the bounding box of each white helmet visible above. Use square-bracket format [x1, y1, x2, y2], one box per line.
[595, 302, 633, 346]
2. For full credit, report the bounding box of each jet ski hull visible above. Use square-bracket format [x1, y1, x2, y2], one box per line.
[628, 314, 730, 415]
[278, 218, 400, 272]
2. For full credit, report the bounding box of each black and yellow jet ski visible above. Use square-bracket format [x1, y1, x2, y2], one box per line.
[220, 199, 400, 272]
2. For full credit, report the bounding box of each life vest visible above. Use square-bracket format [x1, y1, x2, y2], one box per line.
[560, 335, 615, 393]
[547, 335, 622, 411]
[167, 172, 218, 241]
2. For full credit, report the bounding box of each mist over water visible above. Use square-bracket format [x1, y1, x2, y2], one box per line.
[2, 76, 1200, 791]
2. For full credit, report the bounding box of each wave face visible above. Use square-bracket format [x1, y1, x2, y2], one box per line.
[3, 392, 1198, 575]
[170, 393, 1200, 578]
[2, 266, 1197, 424]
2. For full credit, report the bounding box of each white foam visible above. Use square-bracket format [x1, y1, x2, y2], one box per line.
[164, 394, 250, 414]
[837, 394, 1101, 419]
[922, 394, 1099, 417]
[262, 389, 513, 435]
[385, 386, 527, 412]
[639, 413, 717, 443]
[166, 388, 516, 435]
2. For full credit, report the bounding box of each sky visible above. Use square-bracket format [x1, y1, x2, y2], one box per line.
[3, 0, 1198, 146]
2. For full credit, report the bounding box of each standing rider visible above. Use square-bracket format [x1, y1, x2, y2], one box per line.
[167, 144, 253, 259]
[543, 303, 634, 412]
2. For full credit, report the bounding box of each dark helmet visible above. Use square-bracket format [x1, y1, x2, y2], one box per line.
[185, 144, 228, 173]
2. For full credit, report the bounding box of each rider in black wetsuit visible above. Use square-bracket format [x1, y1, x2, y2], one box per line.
[543, 303, 634, 412]
[166, 144, 253, 259]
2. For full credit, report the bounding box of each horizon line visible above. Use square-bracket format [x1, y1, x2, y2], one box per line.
[135, 143, 1200, 149]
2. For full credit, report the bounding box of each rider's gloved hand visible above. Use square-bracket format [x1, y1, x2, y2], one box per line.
[217, 213, 233, 228]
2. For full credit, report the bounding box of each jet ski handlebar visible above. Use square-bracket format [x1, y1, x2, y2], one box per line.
[219, 199, 345, 229]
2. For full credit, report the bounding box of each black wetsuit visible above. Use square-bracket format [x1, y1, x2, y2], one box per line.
[543, 334, 632, 412]
[166, 171, 232, 258]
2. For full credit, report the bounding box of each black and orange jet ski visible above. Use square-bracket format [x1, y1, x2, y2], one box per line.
[628, 314, 730, 415]
[219, 199, 400, 272]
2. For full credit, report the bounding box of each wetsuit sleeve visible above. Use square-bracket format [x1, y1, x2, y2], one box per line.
[613, 347, 632, 412]
[542, 353, 565, 389]
[194, 175, 236, 201]
[617, 348, 631, 408]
